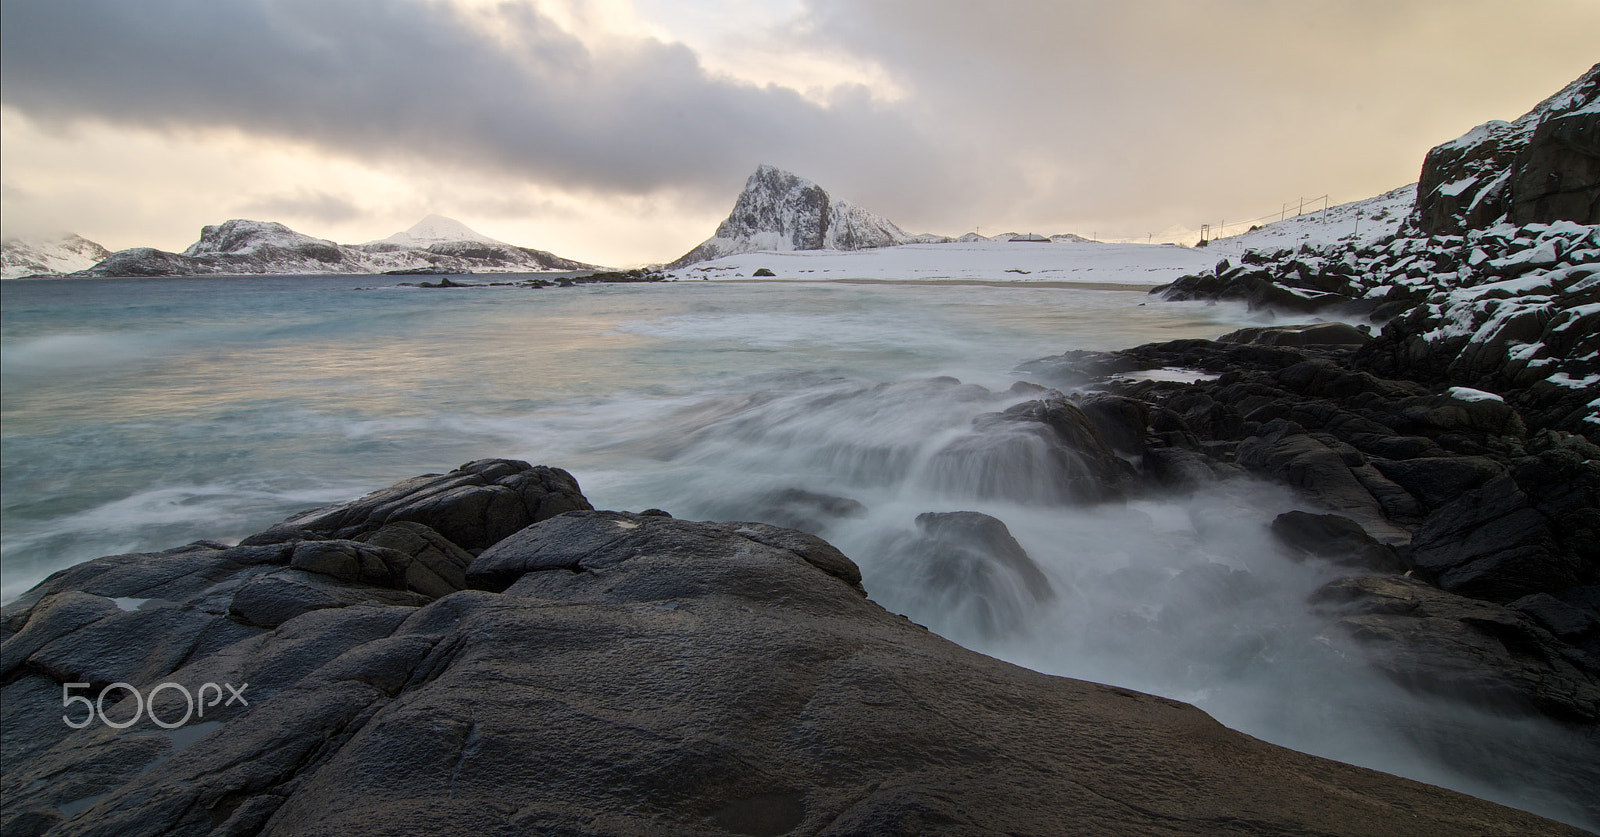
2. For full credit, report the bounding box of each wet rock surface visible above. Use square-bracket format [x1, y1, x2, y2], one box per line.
[1022, 332, 1599, 734]
[3, 464, 1585, 836]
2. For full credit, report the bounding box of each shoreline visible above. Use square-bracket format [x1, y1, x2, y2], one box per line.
[711, 277, 1163, 291]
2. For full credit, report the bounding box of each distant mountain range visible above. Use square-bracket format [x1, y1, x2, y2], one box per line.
[1, 216, 597, 279]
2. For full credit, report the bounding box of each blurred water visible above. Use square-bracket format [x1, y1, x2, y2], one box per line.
[2, 274, 1592, 828]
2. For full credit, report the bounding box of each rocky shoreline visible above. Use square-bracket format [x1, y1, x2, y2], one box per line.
[3, 459, 1591, 836]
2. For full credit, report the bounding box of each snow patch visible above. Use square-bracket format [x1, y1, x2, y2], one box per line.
[1547, 371, 1600, 389]
[1447, 386, 1504, 403]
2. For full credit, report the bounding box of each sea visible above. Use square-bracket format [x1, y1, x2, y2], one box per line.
[2, 273, 1593, 828]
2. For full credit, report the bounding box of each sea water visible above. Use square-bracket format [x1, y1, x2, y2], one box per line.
[2, 274, 1592, 828]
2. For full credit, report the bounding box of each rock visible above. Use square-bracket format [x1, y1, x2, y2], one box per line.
[0, 592, 122, 680]
[1511, 98, 1600, 226]
[1270, 511, 1405, 572]
[702, 487, 867, 535]
[243, 459, 592, 551]
[1511, 592, 1600, 644]
[358, 521, 476, 596]
[1236, 421, 1411, 545]
[289, 540, 412, 589]
[1142, 446, 1222, 490]
[1218, 322, 1373, 347]
[4, 468, 1584, 836]
[1369, 456, 1507, 513]
[1156, 269, 1362, 315]
[948, 396, 1124, 503]
[1074, 392, 1150, 455]
[1311, 575, 1600, 724]
[876, 511, 1054, 639]
[1409, 474, 1577, 602]
[752, 267, 776, 277]
[1405, 434, 1597, 605]
[227, 569, 431, 628]
[465, 510, 866, 596]
[1416, 64, 1599, 234]
[722, 520, 864, 592]
[1392, 393, 1528, 439]
[1, 541, 292, 621]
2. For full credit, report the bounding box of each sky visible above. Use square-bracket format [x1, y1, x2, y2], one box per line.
[1, 0, 1596, 267]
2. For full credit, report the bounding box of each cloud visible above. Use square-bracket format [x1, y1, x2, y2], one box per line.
[240, 190, 362, 227]
[786, 0, 1600, 235]
[0, 0, 946, 205]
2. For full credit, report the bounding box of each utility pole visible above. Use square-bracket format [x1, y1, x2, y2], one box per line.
[1298, 197, 1305, 216]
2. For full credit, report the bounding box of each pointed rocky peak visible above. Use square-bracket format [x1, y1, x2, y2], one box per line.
[669, 165, 916, 268]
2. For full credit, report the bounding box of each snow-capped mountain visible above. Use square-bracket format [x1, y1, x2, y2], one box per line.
[1, 233, 112, 278]
[365, 214, 504, 250]
[669, 165, 924, 268]
[74, 217, 597, 277]
[183, 219, 339, 258]
[358, 215, 592, 271]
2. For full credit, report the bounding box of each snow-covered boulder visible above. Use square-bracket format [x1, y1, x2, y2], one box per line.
[1416, 63, 1598, 235]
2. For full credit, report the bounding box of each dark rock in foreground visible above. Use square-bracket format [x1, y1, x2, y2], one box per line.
[1312, 575, 1600, 725]
[2, 461, 1582, 836]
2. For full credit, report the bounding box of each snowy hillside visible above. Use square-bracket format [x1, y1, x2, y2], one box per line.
[1206, 184, 1417, 257]
[664, 239, 1217, 285]
[183, 219, 342, 258]
[669, 165, 923, 268]
[1, 233, 112, 278]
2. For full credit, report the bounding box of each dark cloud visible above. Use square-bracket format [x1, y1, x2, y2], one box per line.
[0, 0, 947, 206]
